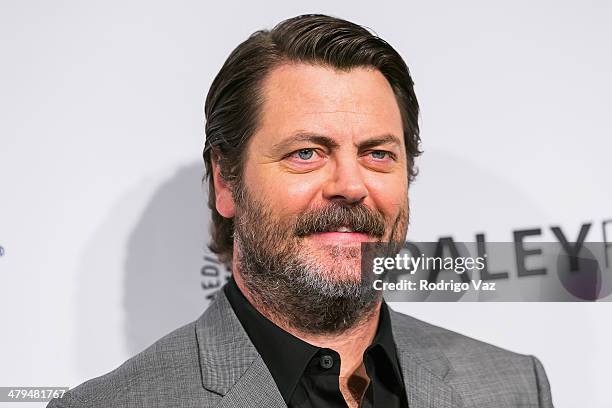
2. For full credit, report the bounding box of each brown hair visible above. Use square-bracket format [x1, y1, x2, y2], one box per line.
[202, 14, 421, 268]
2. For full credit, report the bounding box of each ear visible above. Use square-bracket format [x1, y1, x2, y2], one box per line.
[211, 152, 236, 218]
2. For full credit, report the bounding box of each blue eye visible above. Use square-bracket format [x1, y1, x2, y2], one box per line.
[297, 149, 315, 160]
[371, 151, 388, 159]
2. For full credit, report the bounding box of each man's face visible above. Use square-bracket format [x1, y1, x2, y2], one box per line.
[236, 63, 409, 283]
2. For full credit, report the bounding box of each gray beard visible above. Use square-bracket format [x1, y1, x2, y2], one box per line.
[235, 233, 381, 335]
[231, 183, 407, 335]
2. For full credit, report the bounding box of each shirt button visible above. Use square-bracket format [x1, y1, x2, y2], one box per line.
[320, 354, 334, 369]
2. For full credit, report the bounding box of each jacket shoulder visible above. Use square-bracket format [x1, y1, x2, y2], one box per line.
[389, 308, 553, 407]
[390, 308, 527, 357]
[47, 319, 220, 408]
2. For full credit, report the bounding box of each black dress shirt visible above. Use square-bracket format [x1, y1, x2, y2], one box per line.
[224, 277, 408, 408]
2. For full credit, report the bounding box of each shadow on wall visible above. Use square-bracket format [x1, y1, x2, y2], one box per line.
[76, 162, 221, 380]
[122, 164, 217, 356]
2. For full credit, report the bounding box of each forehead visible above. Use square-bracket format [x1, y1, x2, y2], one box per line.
[256, 63, 404, 143]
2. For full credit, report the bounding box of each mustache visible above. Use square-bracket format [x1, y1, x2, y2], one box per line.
[293, 202, 386, 237]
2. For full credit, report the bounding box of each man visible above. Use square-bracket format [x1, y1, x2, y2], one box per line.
[49, 14, 553, 408]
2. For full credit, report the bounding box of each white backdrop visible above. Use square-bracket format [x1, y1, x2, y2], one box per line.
[1, 1, 611, 407]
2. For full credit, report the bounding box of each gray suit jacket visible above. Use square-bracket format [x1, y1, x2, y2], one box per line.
[48, 289, 554, 407]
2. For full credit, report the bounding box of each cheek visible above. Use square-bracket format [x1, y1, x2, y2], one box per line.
[248, 167, 323, 214]
[365, 174, 408, 216]
[284, 176, 321, 199]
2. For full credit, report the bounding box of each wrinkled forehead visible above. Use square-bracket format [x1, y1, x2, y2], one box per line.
[254, 63, 405, 149]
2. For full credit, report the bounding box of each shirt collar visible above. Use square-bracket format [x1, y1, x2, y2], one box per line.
[223, 276, 404, 402]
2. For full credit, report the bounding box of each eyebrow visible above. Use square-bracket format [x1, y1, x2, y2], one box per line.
[357, 134, 403, 151]
[270, 132, 402, 155]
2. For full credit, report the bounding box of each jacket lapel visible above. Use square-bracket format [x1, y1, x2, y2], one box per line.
[215, 357, 287, 408]
[389, 307, 465, 408]
[195, 289, 464, 408]
[195, 290, 287, 408]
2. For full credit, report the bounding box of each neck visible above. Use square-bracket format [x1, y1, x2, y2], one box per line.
[232, 270, 381, 378]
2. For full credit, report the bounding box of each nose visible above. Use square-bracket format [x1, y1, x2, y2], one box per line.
[322, 156, 368, 204]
